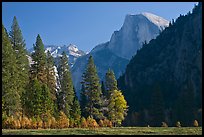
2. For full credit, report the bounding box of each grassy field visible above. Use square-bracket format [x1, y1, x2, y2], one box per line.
[2, 127, 202, 135]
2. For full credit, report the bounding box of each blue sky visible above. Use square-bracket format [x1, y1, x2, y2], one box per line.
[2, 2, 197, 52]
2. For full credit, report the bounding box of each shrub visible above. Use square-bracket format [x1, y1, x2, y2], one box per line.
[50, 117, 57, 129]
[69, 118, 75, 128]
[2, 113, 8, 129]
[21, 116, 31, 129]
[36, 116, 43, 129]
[81, 117, 88, 128]
[161, 122, 168, 127]
[98, 119, 104, 127]
[194, 120, 199, 127]
[103, 119, 112, 127]
[31, 117, 37, 129]
[57, 111, 69, 128]
[176, 121, 181, 127]
[86, 116, 98, 128]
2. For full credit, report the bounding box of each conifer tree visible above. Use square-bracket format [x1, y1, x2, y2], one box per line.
[41, 84, 54, 115]
[105, 69, 118, 97]
[27, 78, 43, 117]
[31, 34, 47, 83]
[46, 51, 58, 116]
[82, 55, 103, 121]
[9, 16, 29, 114]
[101, 81, 106, 96]
[80, 83, 88, 118]
[2, 24, 21, 116]
[70, 88, 81, 126]
[57, 51, 74, 118]
[149, 84, 165, 127]
[46, 51, 57, 101]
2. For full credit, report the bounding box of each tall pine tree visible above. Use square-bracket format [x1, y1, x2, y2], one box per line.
[80, 83, 88, 118]
[70, 88, 81, 125]
[105, 69, 118, 97]
[57, 51, 75, 118]
[9, 16, 29, 114]
[2, 24, 21, 116]
[31, 34, 47, 84]
[82, 55, 103, 121]
[149, 84, 165, 127]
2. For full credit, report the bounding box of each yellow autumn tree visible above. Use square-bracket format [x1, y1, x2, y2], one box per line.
[107, 90, 128, 127]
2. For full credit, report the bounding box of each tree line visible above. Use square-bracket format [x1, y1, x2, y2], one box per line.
[2, 17, 128, 129]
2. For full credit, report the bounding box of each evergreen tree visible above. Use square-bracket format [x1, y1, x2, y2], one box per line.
[149, 84, 165, 127]
[9, 16, 29, 114]
[70, 88, 81, 125]
[46, 51, 58, 116]
[82, 55, 103, 121]
[107, 90, 128, 127]
[41, 84, 54, 116]
[57, 51, 75, 118]
[2, 24, 21, 116]
[31, 34, 47, 83]
[46, 51, 57, 101]
[173, 79, 196, 126]
[80, 83, 88, 118]
[27, 78, 43, 117]
[105, 69, 118, 97]
[101, 81, 106, 96]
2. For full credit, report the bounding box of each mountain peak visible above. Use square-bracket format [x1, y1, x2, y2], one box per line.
[141, 12, 169, 29]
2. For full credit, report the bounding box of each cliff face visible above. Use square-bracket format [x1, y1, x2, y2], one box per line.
[71, 13, 169, 95]
[118, 3, 202, 119]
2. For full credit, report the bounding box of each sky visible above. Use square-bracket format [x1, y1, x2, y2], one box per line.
[2, 2, 197, 53]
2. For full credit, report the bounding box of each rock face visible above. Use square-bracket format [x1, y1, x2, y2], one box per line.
[117, 3, 202, 125]
[71, 12, 169, 96]
[108, 12, 169, 59]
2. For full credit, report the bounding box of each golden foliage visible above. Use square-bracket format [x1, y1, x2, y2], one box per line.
[81, 117, 88, 128]
[194, 120, 199, 127]
[57, 111, 69, 128]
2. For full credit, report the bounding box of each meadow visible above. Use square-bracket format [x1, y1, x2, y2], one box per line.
[2, 127, 202, 135]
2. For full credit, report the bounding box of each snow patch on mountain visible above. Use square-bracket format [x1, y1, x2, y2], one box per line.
[141, 12, 169, 30]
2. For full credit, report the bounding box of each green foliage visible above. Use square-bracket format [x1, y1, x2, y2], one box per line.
[80, 83, 88, 118]
[149, 84, 165, 127]
[2, 24, 21, 116]
[70, 88, 81, 126]
[46, 51, 57, 102]
[82, 56, 103, 120]
[31, 34, 47, 83]
[57, 51, 75, 118]
[105, 69, 118, 97]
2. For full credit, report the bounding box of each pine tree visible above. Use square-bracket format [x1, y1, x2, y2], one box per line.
[173, 79, 196, 126]
[9, 16, 29, 115]
[82, 55, 103, 121]
[31, 34, 47, 83]
[70, 88, 81, 126]
[101, 81, 106, 96]
[41, 84, 54, 116]
[46, 51, 57, 101]
[107, 90, 128, 127]
[46, 51, 58, 116]
[149, 84, 165, 127]
[105, 69, 118, 97]
[28, 78, 43, 117]
[80, 83, 88, 118]
[2, 24, 21, 116]
[57, 51, 75, 118]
